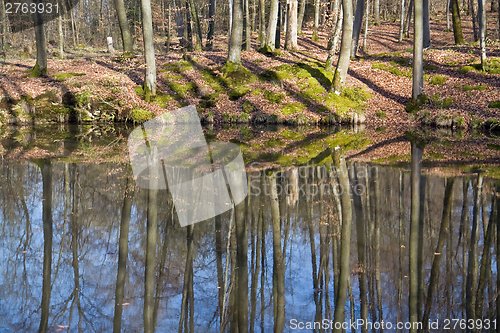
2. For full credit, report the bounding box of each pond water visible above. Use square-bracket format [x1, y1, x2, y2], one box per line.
[0, 124, 499, 332]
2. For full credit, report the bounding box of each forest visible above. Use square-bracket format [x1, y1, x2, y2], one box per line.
[0, 0, 499, 129]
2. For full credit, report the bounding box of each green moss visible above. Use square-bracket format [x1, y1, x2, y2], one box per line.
[281, 102, 305, 115]
[129, 108, 154, 123]
[487, 144, 500, 151]
[462, 84, 487, 91]
[267, 114, 280, 124]
[423, 63, 437, 70]
[30, 62, 47, 78]
[460, 65, 475, 73]
[488, 101, 500, 108]
[376, 126, 386, 133]
[311, 30, 320, 42]
[263, 91, 285, 104]
[429, 75, 447, 85]
[53, 72, 86, 81]
[251, 88, 262, 96]
[228, 87, 251, 100]
[405, 94, 429, 113]
[372, 61, 411, 77]
[222, 62, 256, 86]
[242, 100, 254, 113]
[168, 82, 197, 98]
[237, 113, 250, 123]
[280, 130, 305, 140]
[376, 110, 386, 119]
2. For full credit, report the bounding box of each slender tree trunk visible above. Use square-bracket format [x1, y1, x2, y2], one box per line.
[275, 0, 282, 48]
[245, 0, 251, 50]
[265, 0, 280, 50]
[259, 0, 266, 45]
[332, 0, 353, 93]
[351, 0, 366, 57]
[141, 0, 156, 100]
[447, 0, 451, 30]
[32, 8, 47, 77]
[229, 0, 234, 35]
[228, 0, 244, 63]
[363, 0, 370, 49]
[114, 0, 134, 53]
[413, 0, 424, 101]
[478, 0, 487, 70]
[471, 0, 478, 41]
[451, 0, 465, 44]
[58, 14, 64, 59]
[298, 0, 307, 34]
[252, 0, 257, 30]
[235, 200, 248, 333]
[325, 5, 343, 70]
[166, 4, 171, 52]
[187, 0, 203, 51]
[404, 0, 413, 37]
[0, 0, 6, 51]
[423, 0, 431, 48]
[312, 0, 320, 40]
[207, 0, 216, 49]
[286, 0, 299, 49]
[399, 0, 406, 41]
[374, 0, 380, 24]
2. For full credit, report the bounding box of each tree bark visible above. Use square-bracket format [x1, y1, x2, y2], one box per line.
[244, 0, 251, 50]
[58, 14, 64, 59]
[374, 0, 380, 24]
[298, 0, 307, 34]
[188, 0, 203, 51]
[32, 7, 47, 77]
[412, 0, 424, 101]
[286, 0, 299, 49]
[363, 0, 370, 49]
[423, 0, 431, 48]
[331, 0, 353, 93]
[0, 0, 6, 51]
[228, 0, 244, 63]
[259, 0, 266, 45]
[265, 0, 280, 50]
[113, 0, 134, 53]
[351, 0, 366, 57]
[207, 0, 217, 49]
[471, 0, 478, 41]
[312, 0, 320, 40]
[451, 0, 465, 44]
[325, 4, 343, 70]
[478, 0, 487, 70]
[141, 0, 156, 100]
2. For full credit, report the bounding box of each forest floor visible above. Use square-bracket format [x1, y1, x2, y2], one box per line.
[0, 13, 499, 177]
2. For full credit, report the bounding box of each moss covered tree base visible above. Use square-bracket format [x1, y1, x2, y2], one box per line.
[30, 62, 47, 78]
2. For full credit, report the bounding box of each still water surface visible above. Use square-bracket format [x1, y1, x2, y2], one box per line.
[0, 125, 499, 332]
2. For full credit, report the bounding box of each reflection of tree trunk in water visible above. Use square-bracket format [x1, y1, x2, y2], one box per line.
[268, 172, 285, 333]
[179, 225, 194, 333]
[417, 173, 426, 324]
[397, 171, 404, 329]
[215, 214, 224, 325]
[318, 170, 330, 322]
[352, 163, 368, 333]
[38, 161, 53, 333]
[476, 193, 495, 318]
[459, 178, 469, 321]
[329, 164, 342, 296]
[422, 178, 455, 328]
[235, 199, 248, 333]
[496, 185, 500, 332]
[331, 148, 353, 333]
[374, 165, 384, 328]
[145, 153, 158, 333]
[409, 142, 423, 333]
[305, 169, 319, 297]
[466, 174, 483, 330]
[114, 174, 135, 333]
[250, 198, 263, 333]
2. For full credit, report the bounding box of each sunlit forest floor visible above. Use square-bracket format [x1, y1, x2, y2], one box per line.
[0, 13, 499, 175]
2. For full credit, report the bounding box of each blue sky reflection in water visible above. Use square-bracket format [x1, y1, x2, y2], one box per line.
[0, 133, 499, 332]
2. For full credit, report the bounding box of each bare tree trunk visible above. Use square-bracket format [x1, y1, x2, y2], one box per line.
[265, 0, 280, 50]
[298, 0, 307, 34]
[374, 0, 380, 24]
[412, 0, 424, 101]
[446, 0, 451, 30]
[312, 0, 320, 40]
[141, 0, 156, 100]
[478, 0, 487, 70]
[286, 0, 299, 49]
[228, 0, 244, 63]
[351, 0, 366, 57]
[399, 0, 406, 41]
[58, 14, 64, 59]
[332, 0, 353, 93]
[363, 0, 370, 49]
[0, 0, 6, 51]
[188, 0, 203, 51]
[404, 0, 413, 37]
[423, 0, 431, 48]
[114, 0, 134, 53]
[471, 0, 478, 41]
[451, 0, 465, 44]
[259, 0, 266, 45]
[166, 4, 171, 52]
[207, 0, 217, 49]
[32, 8, 47, 77]
[235, 200, 248, 333]
[245, 0, 251, 50]
[325, 5, 343, 70]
